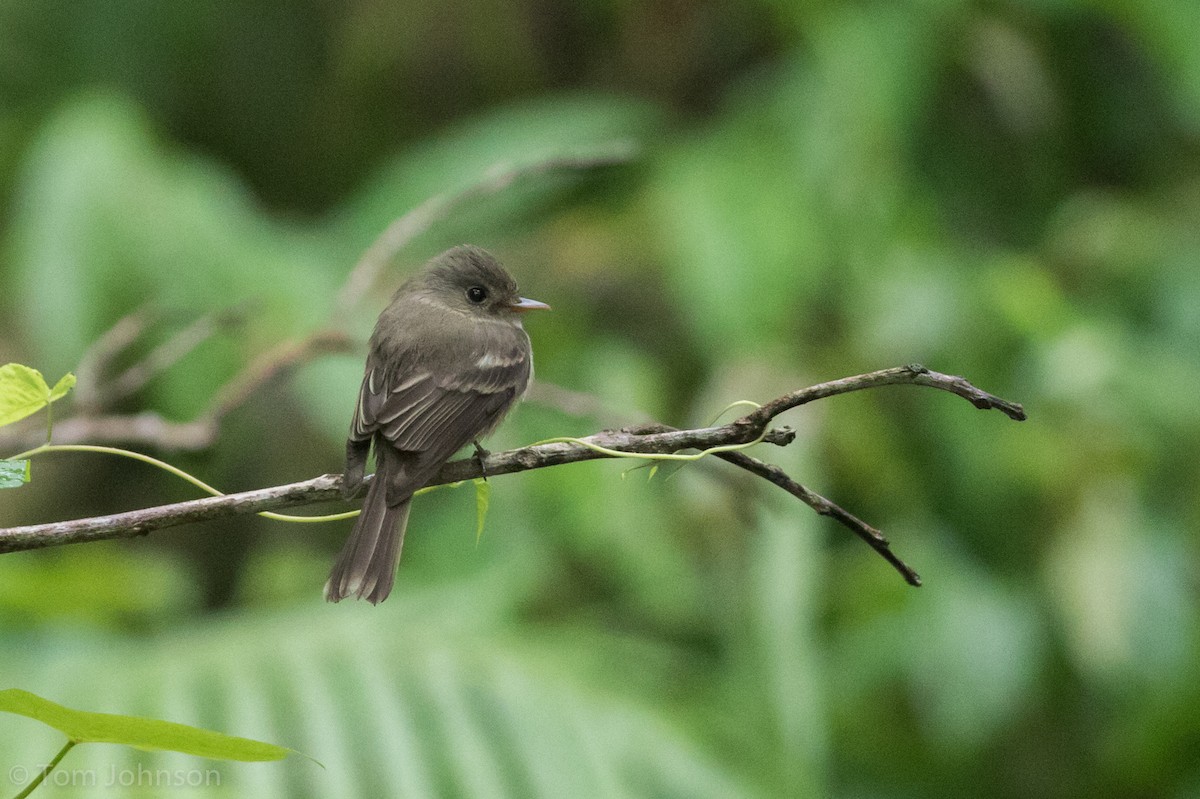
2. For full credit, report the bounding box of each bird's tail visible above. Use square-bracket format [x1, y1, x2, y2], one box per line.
[325, 469, 410, 604]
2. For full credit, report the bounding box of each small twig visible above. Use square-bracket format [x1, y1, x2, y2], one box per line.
[204, 329, 354, 426]
[73, 309, 150, 413]
[715, 450, 921, 585]
[525, 381, 657, 427]
[107, 305, 246, 402]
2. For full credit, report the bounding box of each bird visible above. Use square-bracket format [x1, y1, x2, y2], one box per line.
[325, 245, 549, 604]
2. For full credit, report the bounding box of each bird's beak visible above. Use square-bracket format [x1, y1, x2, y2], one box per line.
[511, 297, 551, 313]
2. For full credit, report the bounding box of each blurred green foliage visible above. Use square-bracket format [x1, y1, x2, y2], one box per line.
[1, 0, 1198, 797]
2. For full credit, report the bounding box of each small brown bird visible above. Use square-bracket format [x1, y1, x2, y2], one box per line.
[326, 245, 549, 604]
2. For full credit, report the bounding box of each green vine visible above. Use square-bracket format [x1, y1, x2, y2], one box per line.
[532, 400, 767, 466]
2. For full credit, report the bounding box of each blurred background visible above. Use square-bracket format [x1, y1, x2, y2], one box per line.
[1, 0, 1198, 796]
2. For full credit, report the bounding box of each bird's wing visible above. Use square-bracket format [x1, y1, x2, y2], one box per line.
[351, 345, 531, 455]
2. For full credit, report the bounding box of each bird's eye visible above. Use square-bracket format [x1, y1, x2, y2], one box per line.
[466, 286, 488, 303]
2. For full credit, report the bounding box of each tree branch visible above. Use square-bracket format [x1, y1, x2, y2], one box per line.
[0, 368, 1024, 585]
[714, 450, 923, 585]
[742, 364, 1026, 427]
[73, 307, 151, 414]
[105, 304, 249, 402]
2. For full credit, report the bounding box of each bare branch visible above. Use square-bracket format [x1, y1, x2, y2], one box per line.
[0, 424, 790, 553]
[742, 364, 1027, 428]
[0, 368, 1024, 586]
[204, 329, 354, 426]
[0, 412, 220, 454]
[73, 308, 151, 413]
[715, 450, 922, 585]
[28, 414, 216, 451]
[107, 305, 247, 402]
[0, 475, 344, 552]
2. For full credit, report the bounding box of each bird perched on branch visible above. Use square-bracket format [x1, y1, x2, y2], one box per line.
[326, 245, 549, 604]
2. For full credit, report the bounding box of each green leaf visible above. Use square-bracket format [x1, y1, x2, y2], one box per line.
[473, 478, 491, 544]
[0, 364, 75, 428]
[0, 364, 49, 428]
[0, 460, 31, 488]
[0, 689, 290, 761]
[47, 372, 77, 403]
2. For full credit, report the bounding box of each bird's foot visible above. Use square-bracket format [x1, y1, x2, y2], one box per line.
[472, 440, 490, 480]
